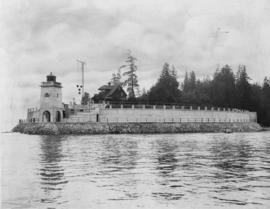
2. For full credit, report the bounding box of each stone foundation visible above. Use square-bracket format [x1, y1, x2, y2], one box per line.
[12, 122, 262, 135]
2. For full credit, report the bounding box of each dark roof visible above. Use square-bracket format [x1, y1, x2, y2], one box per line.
[106, 85, 123, 98]
[98, 85, 113, 91]
[97, 83, 127, 99]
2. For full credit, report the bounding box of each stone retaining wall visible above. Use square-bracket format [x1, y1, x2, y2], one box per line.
[99, 109, 255, 123]
[63, 108, 257, 123]
[13, 122, 262, 135]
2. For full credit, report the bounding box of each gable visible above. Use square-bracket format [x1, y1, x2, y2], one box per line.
[105, 86, 126, 99]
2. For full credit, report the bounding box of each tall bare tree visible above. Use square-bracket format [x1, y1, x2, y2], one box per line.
[121, 50, 139, 99]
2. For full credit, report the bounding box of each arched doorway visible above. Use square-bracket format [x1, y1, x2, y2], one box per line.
[43, 111, 51, 122]
[56, 111, 61, 122]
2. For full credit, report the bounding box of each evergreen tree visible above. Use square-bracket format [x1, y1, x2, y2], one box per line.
[235, 65, 252, 109]
[114, 59, 269, 126]
[195, 78, 212, 105]
[181, 71, 197, 104]
[182, 71, 189, 92]
[263, 77, 270, 99]
[122, 50, 139, 99]
[182, 71, 196, 93]
[160, 62, 170, 79]
[171, 65, 177, 77]
[211, 65, 236, 107]
[250, 84, 264, 123]
[189, 71, 196, 91]
[261, 77, 270, 126]
[148, 63, 180, 104]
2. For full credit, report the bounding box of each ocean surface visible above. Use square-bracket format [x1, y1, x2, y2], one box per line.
[1, 132, 270, 209]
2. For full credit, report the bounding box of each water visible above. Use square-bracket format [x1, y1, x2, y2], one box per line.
[1, 132, 270, 209]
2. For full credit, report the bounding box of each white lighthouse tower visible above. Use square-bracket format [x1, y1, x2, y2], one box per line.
[39, 73, 63, 122]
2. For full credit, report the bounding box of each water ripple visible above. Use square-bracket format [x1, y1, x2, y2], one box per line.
[2, 132, 270, 208]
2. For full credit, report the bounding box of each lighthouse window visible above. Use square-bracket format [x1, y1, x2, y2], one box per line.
[44, 93, 50, 97]
[57, 93, 59, 98]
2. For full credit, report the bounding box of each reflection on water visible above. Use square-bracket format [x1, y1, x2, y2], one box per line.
[208, 136, 257, 206]
[39, 136, 68, 205]
[2, 132, 270, 209]
[156, 139, 179, 176]
[98, 137, 139, 201]
[100, 136, 138, 170]
[153, 138, 184, 201]
[210, 136, 252, 178]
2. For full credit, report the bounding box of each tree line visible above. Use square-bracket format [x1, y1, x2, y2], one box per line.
[137, 63, 270, 126]
[84, 51, 270, 126]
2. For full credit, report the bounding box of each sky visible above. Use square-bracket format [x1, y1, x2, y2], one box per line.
[0, 0, 270, 131]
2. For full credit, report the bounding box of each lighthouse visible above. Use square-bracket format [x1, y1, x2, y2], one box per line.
[39, 73, 63, 122]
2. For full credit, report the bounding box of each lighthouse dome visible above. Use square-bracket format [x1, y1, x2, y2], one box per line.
[47, 72, 56, 82]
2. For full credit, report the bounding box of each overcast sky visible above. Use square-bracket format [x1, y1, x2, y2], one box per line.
[1, 0, 270, 130]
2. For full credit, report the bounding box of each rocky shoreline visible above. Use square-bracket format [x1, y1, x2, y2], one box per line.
[12, 122, 262, 135]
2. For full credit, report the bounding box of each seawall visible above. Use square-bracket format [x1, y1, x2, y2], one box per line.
[63, 107, 257, 123]
[12, 122, 262, 135]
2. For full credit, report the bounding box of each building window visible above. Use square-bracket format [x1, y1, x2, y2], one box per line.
[44, 93, 50, 97]
[57, 93, 59, 98]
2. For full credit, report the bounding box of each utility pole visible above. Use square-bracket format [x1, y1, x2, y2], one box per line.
[77, 59, 86, 95]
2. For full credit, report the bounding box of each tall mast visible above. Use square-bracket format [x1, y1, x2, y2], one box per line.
[77, 59, 86, 95]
